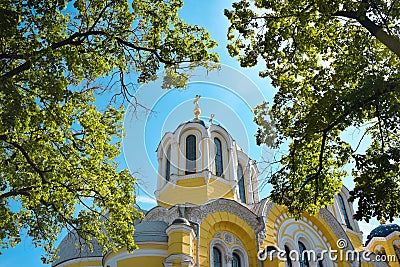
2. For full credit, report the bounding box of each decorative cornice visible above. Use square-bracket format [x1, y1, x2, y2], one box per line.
[319, 208, 355, 251]
[185, 198, 263, 233]
[144, 205, 176, 225]
[163, 254, 194, 267]
[144, 199, 263, 235]
[166, 224, 195, 236]
[344, 226, 363, 238]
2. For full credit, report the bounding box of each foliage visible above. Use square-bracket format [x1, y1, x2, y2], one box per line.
[226, 0, 400, 221]
[0, 0, 217, 262]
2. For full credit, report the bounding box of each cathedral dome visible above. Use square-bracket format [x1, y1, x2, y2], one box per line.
[53, 221, 167, 266]
[154, 95, 260, 207]
[366, 223, 400, 245]
[52, 231, 102, 267]
[190, 119, 206, 128]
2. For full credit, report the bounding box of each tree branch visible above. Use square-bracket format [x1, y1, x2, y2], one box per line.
[1, 28, 188, 80]
[334, 10, 400, 58]
[375, 102, 386, 154]
[0, 134, 48, 183]
[0, 186, 33, 199]
[316, 84, 395, 135]
[2, 60, 31, 79]
[0, 53, 25, 60]
[313, 131, 327, 203]
[88, 1, 113, 32]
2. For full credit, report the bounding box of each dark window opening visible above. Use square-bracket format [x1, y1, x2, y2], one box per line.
[232, 252, 241, 267]
[338, 194, 353, 230]
[298, 241, 310, 267]
[237, 164, 246, 203]
[285, 245, 292, 267]
[214, 138, 223, 177]
[185, 135, 196, 174]
[165, 145, 171, 181]
[213, 247, 222, 267]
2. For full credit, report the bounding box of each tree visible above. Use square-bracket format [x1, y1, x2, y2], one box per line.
[225, 0, 400, 221]
[0, 0, 217, 263]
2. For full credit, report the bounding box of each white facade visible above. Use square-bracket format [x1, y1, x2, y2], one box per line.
[155, 120, 259, 204]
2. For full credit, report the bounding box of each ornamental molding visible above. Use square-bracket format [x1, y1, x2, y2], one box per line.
[344, 226, 363, 238]
[166, 224, 195, 237]
[261, 200, 275, 218]
[176, 123, 208, 139]
[144, 199, 264, 235]
[319, 208, 355, 251]
[224, 232, 233, 244]
[213, 231, 243, 247]
[186, 198, 264, 234]
[144, 206, 178, 225]
[163, 254, 194, 267]
[365, 230, 400, 250]
[210, 237, 250, 267]
[213, 232, 222, 239]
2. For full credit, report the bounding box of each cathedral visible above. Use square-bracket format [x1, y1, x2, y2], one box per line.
[52, 97, 400, 267]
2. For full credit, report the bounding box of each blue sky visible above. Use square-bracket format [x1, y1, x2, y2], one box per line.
[1, 1, 398, 266]
[123, 0, 277, 210]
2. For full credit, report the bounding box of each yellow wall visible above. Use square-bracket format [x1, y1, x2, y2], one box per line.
[117, 256, 165, 267]
[177, 177, 207, 187]
[167, 229, 194, 256]
[104, 245, 167, 267]
[157, 177, 234, 207]
[347, 231, 363, 251]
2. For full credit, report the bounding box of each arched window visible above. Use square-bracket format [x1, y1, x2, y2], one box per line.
[185, 135, 196, 174]
[298, 241, 310, 267]
[214, 138, 223, 177]
[213, 247, 222, 267]
[232, 252, 241, 267]
[237, 165, 246, 203]
[284, 245, 292, 267]
[338, 194, 353, 230]
[210, 233, 248, 267]
[165, 145, 171, 181]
